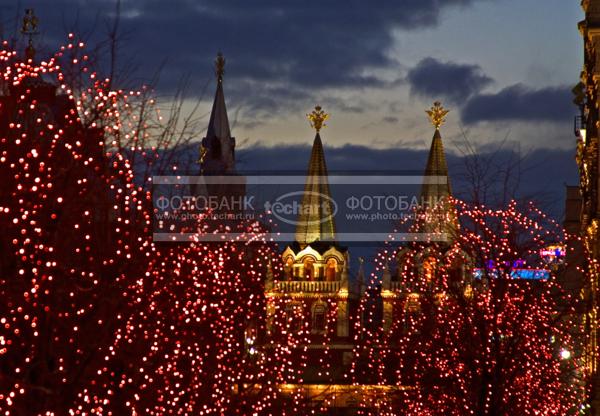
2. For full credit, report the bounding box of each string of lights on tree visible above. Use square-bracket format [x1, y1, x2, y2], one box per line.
[357, 199, 589, 415]
[0, 31, 593, 415]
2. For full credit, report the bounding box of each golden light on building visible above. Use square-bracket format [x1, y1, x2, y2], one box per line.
[307, 105, 329, 132]
[425, 101, 449, 130]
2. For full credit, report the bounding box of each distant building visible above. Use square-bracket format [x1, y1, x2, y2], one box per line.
[195, 53, 245, 221]
[264, 106, 359, 409]
[575, 0, 600, 412]
[199, 53, 236, 176]
[258, 102, 456, 412]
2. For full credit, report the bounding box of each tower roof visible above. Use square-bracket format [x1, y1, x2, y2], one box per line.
[420, 102, 457, 240]
[421, 101, 451, 201]
[421, 128, 452, 201]
[200, 53, 235, 173]
[206, 56, 231, 142]
[295, 107, 336, 247]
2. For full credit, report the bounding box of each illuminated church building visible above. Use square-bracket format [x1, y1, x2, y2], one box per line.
[198, 54, 457, 409]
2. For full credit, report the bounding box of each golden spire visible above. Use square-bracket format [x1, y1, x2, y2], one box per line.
[307, 105, 329, 133]
[21, 9, 39, 61]
[295, 131, 336, 246]
[215, 52, 225, 83]
[426, 101, 449, 130]
[421, 101, 457, 242]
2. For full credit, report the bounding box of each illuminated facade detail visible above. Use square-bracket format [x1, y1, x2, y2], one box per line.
[405, 293, 421, 313]
[263, 384, 412, 408]
[326, 257, 337, 281]
[422, 256, 437, 281]
[303, 257, 315, 280]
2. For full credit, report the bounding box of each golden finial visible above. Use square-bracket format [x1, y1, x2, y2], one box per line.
[215, 52, 225, 83]
[21, 9, 38, 35]
[21, 9, 39, 61]
[307, 105, 329, 133]
[426, 101, 449, 130]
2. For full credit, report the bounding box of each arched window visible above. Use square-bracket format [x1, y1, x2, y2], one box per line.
[312, 302, 327, 334]
[325, 258, 337, 281]
[284, 256, 294, 281]
[304, 258, 315, 280]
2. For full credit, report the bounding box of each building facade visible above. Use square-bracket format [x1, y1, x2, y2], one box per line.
[578, 1, 600, 412]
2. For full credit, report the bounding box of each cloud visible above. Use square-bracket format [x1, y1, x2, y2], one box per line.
[236, 143, 577, 218]
[406, 57, 493, 104]
[1, 1, 492, 127]
[461, 84, 574, 124]
[227, 80, 311, 118]
[133, 0, 485, 95]
[7, 0, 485, 94]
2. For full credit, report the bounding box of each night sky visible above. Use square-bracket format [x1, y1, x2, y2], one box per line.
[1, 0, 583, 217]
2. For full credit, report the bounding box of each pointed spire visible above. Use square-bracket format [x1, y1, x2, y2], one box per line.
[421, 129, 451, 202]
[420, 101, 457, 239]
[295, 106, 336, 247]
[422, 101, 451, 202]
[200, 52, 235, 173]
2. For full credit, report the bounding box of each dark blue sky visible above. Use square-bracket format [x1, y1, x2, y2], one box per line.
[3, 0, 582, 217]
[3, 0, 582, 144]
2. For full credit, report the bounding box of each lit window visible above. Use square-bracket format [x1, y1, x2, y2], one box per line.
[423, 256, 436, 280]
[304, 258, 315, 280]
[325, 258, 337, 281]
[284, 256, 294, 280]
